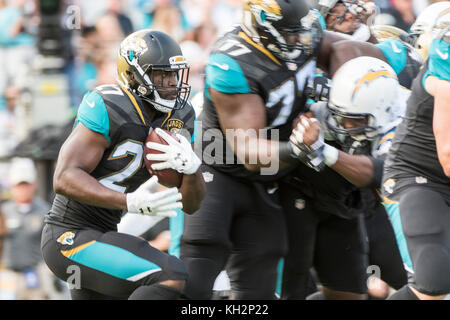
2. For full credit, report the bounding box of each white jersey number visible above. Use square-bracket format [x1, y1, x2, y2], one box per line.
[98, 140, 144, 193]
[267, 60, 316, 127]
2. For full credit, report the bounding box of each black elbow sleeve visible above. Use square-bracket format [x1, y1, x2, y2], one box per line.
[368, 156, 384, 188]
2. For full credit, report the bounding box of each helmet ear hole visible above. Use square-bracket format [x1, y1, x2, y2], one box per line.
[242, 0, 313, 62]
[128, 72, 138, 89]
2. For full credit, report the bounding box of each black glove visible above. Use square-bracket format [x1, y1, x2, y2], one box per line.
[311, 75, 331, 102]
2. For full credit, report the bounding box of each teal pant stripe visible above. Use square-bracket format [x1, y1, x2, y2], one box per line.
[169, 209, 185, 258]
[275, 258, 284, 297]
[66, 241, 161, 280]
[384, 202, 414, 272]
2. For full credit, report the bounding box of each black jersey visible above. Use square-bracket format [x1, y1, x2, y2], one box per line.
[384, 63, 450, 186]
[199, 18, 323, 181]
[45, 84, 196, 232]
[290, 101, 404, 219]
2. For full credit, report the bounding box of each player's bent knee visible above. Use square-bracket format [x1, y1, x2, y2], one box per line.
[413, 243, 450, 295]
[182, 257, 222, 299]
[322, 287, 368, 300]
[159, 279, 185, 291]
[164, 254, 189, 281]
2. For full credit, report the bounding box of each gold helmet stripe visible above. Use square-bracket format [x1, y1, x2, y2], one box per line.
[248, 0, 282, 15]
[238, 31, 281, 65]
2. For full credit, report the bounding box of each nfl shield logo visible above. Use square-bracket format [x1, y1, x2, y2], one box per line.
[295, 199, 305, 210]
[202, 171, 214, 183]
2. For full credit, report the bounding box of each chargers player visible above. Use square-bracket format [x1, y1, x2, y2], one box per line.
[280, 57, 408, 299]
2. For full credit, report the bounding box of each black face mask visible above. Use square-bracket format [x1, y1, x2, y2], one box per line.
[340, 136, 371, 155]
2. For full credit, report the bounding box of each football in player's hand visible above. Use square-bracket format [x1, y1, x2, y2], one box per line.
[144, 128, 183, 188]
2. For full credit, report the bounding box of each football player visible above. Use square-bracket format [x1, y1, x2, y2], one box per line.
[316, 0, 377, 42]
[291, 0, 426, 299]
[40, 30, 205, 300]
[382, 24, 450, 300]
[280, 57, 408, 300]
[177, 0, 356, 300]
[278, 0, 419, 300]
[314, 0, 423, 91]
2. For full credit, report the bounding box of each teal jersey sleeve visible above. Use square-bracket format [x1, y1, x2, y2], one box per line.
[375, 39, 407, 75]
[430, 40, 450, 80]
[205, 53, 251, 95]
[423, 39, 450, 86]
[75, 91, 110, 142]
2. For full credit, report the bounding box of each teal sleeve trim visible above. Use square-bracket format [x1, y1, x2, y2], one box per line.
[422, 39, 450, 93]
[376, 39, 407, 74]
[205, 53, 251, 94]
[75, 91, 110, 142]
[311, 9, 327, 30]
[191, 114, 197, 143]
[428, 39, 450, 81]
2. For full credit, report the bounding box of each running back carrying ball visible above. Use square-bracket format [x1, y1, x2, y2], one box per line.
[144, 128, 183, 188]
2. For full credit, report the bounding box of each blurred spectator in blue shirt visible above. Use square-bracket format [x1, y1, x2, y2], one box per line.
[105, 0, 134, 36]
[0, 0, 36, 103]
[75, 26, 99, 99]
[138, 0, 191, 41]
[0, 0, 35, 47]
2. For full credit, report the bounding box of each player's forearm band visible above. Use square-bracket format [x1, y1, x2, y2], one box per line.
[323, 144, 339, 166]
[368, 156, 384, 188]
[279, 142, 300, 165]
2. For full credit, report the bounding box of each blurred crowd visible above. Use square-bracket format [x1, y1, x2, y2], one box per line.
[0, 0, 444, 300]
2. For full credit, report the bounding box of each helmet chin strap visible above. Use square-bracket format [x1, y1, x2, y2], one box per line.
[139, 86, 176, 113]
[133, 62, 178, 114]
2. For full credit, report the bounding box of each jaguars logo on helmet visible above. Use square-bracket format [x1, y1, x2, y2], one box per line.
[242, 0, 317, 61]
[117, 29, 191, 113]
[371, 24, 410, 41]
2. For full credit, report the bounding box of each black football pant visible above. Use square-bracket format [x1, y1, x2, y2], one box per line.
[383, 178, 450, 296]
[180, 165, 288, 299]
[364, 202, 407, 290]
[41, 223, 187, 299]
[278, 181, 369, 299]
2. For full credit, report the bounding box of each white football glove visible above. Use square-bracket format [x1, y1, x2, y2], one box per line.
[290, 117, 338, 171]
[145, 128, 201, 175]
[126, 176, 182, 217]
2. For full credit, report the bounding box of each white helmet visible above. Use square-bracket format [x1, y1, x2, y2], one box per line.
[371, 24, 409, 41]
[410, 2, 450, 61]
[327, 56, 400, 142]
